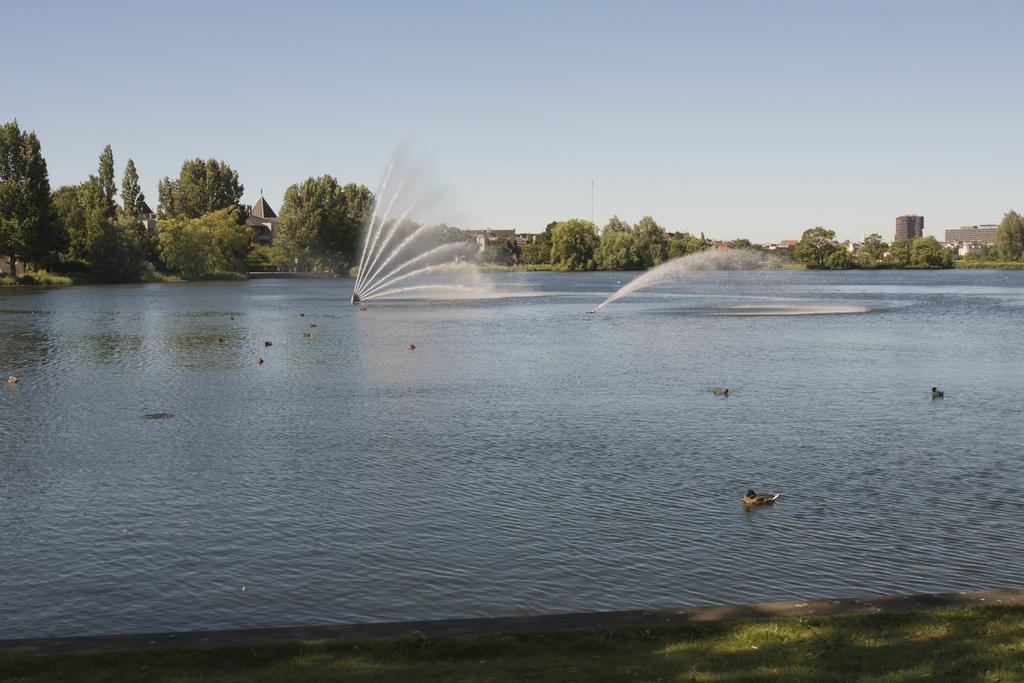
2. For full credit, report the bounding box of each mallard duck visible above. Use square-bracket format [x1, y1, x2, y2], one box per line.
[931, 387, 944, 399]
[309, 323, 317, 328]
[406, 344, 416, 351]
[264, 340, 273, 347]
[6, 376, 18, 384]
[257, 357, 264, 365]
[299, 331, 312, 337]
[713, 387, 729, 396]
[743, 489, 780, 506]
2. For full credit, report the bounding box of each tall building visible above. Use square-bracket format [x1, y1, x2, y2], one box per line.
[894, 215, 924, 242]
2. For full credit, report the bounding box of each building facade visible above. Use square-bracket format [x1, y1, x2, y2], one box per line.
[137, 201, 158, 234]
[246, 195, 279, 245]
[894, 215, 924, 242]
[944, 225, 997, 245]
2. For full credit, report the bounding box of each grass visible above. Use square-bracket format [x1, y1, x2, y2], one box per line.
[0, 270, 74, 287]
[189, 270, 248, 281]
[476, 263, 559, 272]
[140, 264, 183, 283]
[955, 260, 1024, 269]
[2, 605, 1022, 682]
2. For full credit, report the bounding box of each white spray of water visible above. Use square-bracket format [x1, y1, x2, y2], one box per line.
[360, 242, 471, 299]
[589, 249, 770, 313]
[351, 149, 504, 303]
[354, 152, 399, 292]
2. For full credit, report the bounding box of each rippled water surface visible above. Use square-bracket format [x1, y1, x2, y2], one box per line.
[2, 269, 1023, 639]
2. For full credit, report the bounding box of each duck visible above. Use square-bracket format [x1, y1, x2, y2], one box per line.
[406, 344, 416, 351]
[300, 313, 305, 317]
[6, 376, 18, 384]
[713, 387, 730, 396]
[309, 323, 317, 328]
[217, 337, 225, 343]
[257, 357, 264, 365]
[299, 331, 312, 338]
[743, 489, 780, 506]
[264, 340, 273, 347]
[359, 306, 367, 311]
[931, 387, 944, 399]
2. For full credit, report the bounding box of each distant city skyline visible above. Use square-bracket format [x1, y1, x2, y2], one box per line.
[2, 0, 1021, 242]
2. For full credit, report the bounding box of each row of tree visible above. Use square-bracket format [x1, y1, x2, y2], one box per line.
[0, 120, 376, 281]
[790, 212, 1024, 270]
[472, 216, 716, 271]
[477, 214, 1024, 271]
[4, 119, 1023, 280]
[791, 227, 953, 269]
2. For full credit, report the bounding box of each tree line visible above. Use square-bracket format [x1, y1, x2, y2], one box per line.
[475, 216, 1024, 271]
[0, 120, 374, 282]
[4, 119, 1023, 281]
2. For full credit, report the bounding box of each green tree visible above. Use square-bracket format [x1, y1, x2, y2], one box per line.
[631, 216, 668, 269]
[595, 229, 637, 270]
[668, 233, 707, 259]
[856, 233, 887, 268]
[0, 121, 62, 273]
[121, 158, 145, 217]
[995, 210, 1024, 261]
[825, 248, 853, 269]
[88, 219, 148, 282]
[98, 144, 117, 219]
[157, 207, 250, 278]
[477, 237, 517, 265]
[276, 176, 373, 271]
[602, 215, 631, 233]
[53, 184, 89, 262]
[910, 236, 953, 268]
[887, 239, 911, 267]
[520, 234, 551, 265]
[57, 177, 148, 281]
[158, 158, 245, 219]
[247, 243, 291, 271]
[550, 218, 598, 271]
[729, 238, 753, 250]
[793, 227, 838, 267]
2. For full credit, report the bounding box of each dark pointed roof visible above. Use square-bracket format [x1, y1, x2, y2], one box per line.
[138, 200, 154, 216]
[251, 195, 277, 219]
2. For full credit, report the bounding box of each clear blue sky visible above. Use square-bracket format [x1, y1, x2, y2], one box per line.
[3, 0, 1021, 242]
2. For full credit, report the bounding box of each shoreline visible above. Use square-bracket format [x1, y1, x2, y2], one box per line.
[2, 587, 1021, 656]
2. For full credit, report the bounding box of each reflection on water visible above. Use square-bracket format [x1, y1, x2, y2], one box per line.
[1, 270, 1023, 639]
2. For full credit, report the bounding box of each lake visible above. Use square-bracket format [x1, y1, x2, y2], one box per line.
[1, 269, 1023, 639]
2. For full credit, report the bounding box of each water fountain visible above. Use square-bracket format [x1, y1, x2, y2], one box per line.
[350, 153, 493, 304]
[589, 249, 770, 313]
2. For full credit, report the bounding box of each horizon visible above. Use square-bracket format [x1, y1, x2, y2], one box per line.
[3, 0, 1021, 242]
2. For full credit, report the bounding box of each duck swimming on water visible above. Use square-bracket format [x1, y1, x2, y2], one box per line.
[931, 387, 944, 399]
[713, 387, 729, 396]
[743, 489, 780, 506]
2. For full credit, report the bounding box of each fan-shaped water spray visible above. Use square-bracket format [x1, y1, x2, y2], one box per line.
[589, 249, 770, 313]
[350, 153, 496, 303]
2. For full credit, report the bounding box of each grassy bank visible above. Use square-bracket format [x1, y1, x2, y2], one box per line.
[474, 263, 558, 272]
[955, 260, 1024, 269]
[0, 268, 251, 287]
[2, 605, 1022, 682]
[0, 270, 74, 287]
